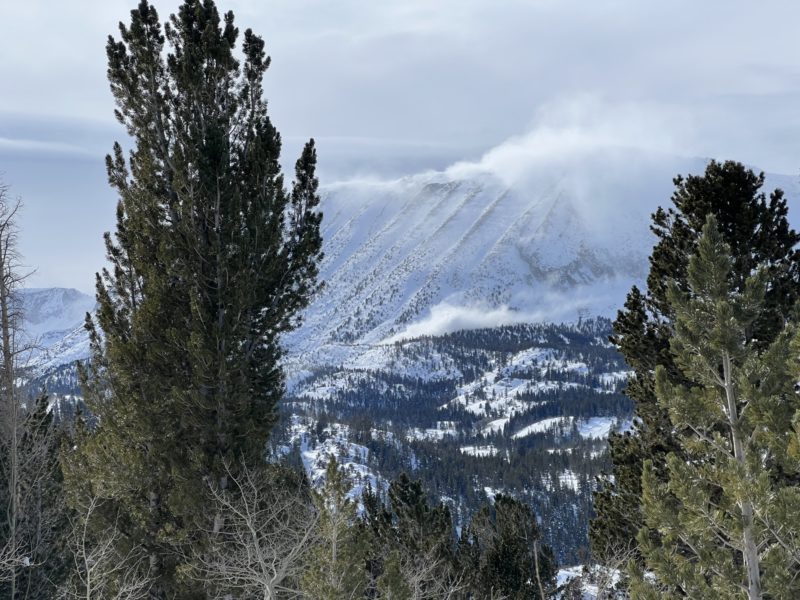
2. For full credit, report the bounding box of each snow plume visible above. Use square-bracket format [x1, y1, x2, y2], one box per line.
[326, 95, 703, 253]
[444, 95, 693, 186]
[384, 284, 633, 342]
[385, 303, 535, 343]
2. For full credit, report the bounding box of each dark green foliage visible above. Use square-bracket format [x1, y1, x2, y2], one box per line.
[591, 160, 800, 565]
[358, 472, 558, 599]
[362, 473, 462, 597]
[302, 456, 368, 600]
[632, 217, 800, 598]
[463, 494, 557, 599]
[65, 1, 322, 597]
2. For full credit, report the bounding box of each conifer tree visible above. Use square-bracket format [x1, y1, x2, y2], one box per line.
[377, 474, 461, 599]
[301, 456, 368, 600]
[463, 494, 557, 600]
[591, 161, 800, 566]
[64, 1, 323, 597]
[360, 473, 465, 599]
[630, 216, 800, 599]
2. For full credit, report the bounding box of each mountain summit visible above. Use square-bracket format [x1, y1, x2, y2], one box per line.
[284, 150, 721, 368]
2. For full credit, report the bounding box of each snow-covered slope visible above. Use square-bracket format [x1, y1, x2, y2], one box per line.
[17, 288, 95, 374]
[279, 319, 633, 563]
[19, 287, 94, 340]
[284, 150, 722, 371]
[288, 168, 647, 356]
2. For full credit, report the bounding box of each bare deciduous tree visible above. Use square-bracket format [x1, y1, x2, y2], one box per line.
[0, 182, 67, 599]
[588, 540, 637, 599]
[61, 495, 152, 600]
[0, 183, 26, 593]
[193, 461, 318, 600]
[388, 545, 467, 600]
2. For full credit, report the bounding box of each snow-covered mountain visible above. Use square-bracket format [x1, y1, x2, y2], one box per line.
[19, 287, 94, 339]
[20, 148, 800, 376]
[283, 149, 800, 373]
[284, 150, 703, 372]
[18, 288, 94, 374]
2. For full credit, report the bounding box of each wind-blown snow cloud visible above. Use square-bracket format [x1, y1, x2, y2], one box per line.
[445, 96, 691, 185]
[385, 304, 536, 343]
[385, 282, 635, 342]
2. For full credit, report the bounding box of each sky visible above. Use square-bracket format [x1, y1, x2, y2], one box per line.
[0, 0, 799, 291]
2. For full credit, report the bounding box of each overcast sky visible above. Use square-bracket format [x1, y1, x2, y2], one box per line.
[1, 0, 799, 291]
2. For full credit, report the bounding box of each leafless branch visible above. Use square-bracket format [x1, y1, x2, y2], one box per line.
[192, 461, 318, 600]
[61, 495, 152, 600]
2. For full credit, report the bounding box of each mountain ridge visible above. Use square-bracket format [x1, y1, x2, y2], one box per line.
[21, 151, 800, 375]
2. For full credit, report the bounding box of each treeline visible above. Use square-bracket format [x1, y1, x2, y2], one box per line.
[282, 318, 631, 564]
[276, 410, 619, 563]
[279, 327, 630, 563]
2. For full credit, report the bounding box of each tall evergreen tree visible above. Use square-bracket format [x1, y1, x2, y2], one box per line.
[630, 216, 800, 599]
[590, 161, 800, 568]
[63, 1, 322, 597]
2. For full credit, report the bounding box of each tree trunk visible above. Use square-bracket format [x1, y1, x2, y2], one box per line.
[722, 352, 761, 600]
[1, 230, 19, 599]
[533, 539, 547, 600]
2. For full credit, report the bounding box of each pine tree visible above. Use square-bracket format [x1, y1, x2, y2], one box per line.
[630, 216, 800, 599]
[301, 455, 368, 600]
[463, 494, 557, 600]
[64, 1, 323, 597]
[359, 473, 465, 599]
[378, 474, 461, 599]
[591, 161, 800, 567]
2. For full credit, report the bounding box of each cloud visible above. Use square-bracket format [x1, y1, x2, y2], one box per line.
[4, 1, 800, 173]
[444, 95, 693, 186]
[384, 284, 634, 342]
[384, 304, 534, 343]
[0, 136, 94, 157]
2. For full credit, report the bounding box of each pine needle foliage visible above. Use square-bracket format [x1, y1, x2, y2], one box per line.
[63, 1, 323, 597]
[591, 161, 800, 572]
[631, 216, 800, 600]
